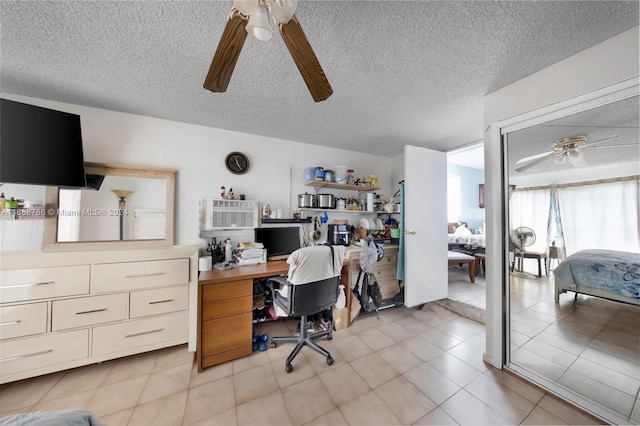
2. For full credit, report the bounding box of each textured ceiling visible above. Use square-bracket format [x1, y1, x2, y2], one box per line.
[1, 1, 638, 158]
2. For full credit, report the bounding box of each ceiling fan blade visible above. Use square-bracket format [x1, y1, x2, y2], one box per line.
[515, 150, 553, 166]
[580, 135, 618, 147]
[203, 9, 249, 93]
[279, 15, 332, 102]
[515, 152, 554, 173]
[581, 142, 639, 150]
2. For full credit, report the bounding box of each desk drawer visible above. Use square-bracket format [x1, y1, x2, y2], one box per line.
[202, 296, 252, 321]
[0, 303, 47, 340]
[52, 293, 128, 331]
[201, 279, 252, 303]
[92, 311, 188, 356]
[201, 312, 252, 357]
[0, 329, 88, 376]
[130, 286, 188, 318]
[0, 266, 90, 303]
[92, 259, 189, 293]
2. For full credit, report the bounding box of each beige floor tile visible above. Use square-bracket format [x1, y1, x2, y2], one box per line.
[464, 370, 536, 424]
[236, 390, 292, 426]
[588, 336, 640, 366]
[271, 353, 316, 389]
[357, 327, 396, 351]
[532, 330, 591, 355]
[427, 352, 483, 387]
[378, 321, 417, 342]
[579, 346, 640, 379]
[521, 338, 578, 368]
[138, 363, 191, 404]
[374, 375, 436, 424]
[630, 398, 640, 424]
[446, 333, 490, 372]
[0, 372, 64, 413]
[569, 357, 639, 396]
[395, 315, 433, 335]
[377, 344, 423, 374]
[536, 394, 605, 425]
[96, 407, 133, 426]
[188, 407, 237, 426]
[281, 376, 336, 425]
[400, 335, 444, 362]
[182, 376, 236, 425]
[332, 334, 373, 362]
[152, 344, 194, 373]
[413, 407, 458, 425]
[189, 358, 233, 388]
[318, 363, 370, 406]
[85, 375, 147, 418]
[558, 369, 636, 417]
[420, 328, 462, 350]
[232, 349, 270, 373]
[440, 389, 512, 425]
[33, 389, 95, 413]
[484, 368, 545, 404]
[350, 352, 399, 389]
[303, 407, 347, 425]
[41, 362, 114, 402]
[510, 347, 567, 381]
[102, 351, 157, 386]
[436, 317, 485, 341]
[338, 390, 402, 425]
[305, 343, 347, 375]
[403, 363, 461, 405]
[233, 363, 279, 406]
[521, 406, 568, 425]
[128, 389, 188, 426]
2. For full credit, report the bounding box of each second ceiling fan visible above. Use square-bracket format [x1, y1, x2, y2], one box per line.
[203, 0, 332, 102]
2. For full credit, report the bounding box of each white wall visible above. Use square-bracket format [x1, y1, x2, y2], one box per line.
[482, 26, 640, 368]
[0, 94, 392, 252]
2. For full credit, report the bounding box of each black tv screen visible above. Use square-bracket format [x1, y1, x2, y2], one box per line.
[1, 99, 87, 187]
[255, 226, 302, 259]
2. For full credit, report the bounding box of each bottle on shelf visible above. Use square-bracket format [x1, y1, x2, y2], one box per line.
[336, 285, 346, 309]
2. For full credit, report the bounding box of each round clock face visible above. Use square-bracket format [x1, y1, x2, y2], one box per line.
[225, 152, 250, 174]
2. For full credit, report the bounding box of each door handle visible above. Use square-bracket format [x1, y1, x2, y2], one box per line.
[405, 230, 417, 235]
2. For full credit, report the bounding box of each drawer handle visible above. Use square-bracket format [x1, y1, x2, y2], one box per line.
[148, 299, 174, 305]
[125, 272, 165, 279]
[1, 349, 53, 362]
[125, 328, 163, 338]
[76, 308, 107, 315]
[0, 320, 21, 326]
[3, 281, 54, 289]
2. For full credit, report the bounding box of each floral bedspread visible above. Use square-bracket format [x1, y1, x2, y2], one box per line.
[553, 249, 640, 301]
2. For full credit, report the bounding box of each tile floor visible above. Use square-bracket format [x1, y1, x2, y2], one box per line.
[0, 303, 605, 426]
[447, 263, 640, 424]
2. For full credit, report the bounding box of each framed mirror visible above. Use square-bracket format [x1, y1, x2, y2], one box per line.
[43, 162, 176, 251]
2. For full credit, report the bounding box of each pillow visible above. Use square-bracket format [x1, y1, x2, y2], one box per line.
[454, 224, 472, 235]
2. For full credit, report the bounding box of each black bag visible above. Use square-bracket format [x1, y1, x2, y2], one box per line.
[369, 279, 382, 308]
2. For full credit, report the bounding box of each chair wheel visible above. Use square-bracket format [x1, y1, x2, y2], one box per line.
[327, 335, 333, 341]
[326, 356, 334, 365]
[270, 341, 277, 348]
[285, 363, 293, 373]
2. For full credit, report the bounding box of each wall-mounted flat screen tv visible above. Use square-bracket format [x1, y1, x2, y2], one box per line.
[0, 98, 87, 187]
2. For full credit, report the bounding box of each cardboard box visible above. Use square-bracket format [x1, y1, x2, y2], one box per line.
[333, 307, 349, 330]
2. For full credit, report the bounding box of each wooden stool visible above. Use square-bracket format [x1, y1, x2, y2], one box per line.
[474, 253, 486, 276]
[448, 251, 476, 283]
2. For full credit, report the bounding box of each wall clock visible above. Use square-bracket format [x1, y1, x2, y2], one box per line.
[225, 152, 250, 175]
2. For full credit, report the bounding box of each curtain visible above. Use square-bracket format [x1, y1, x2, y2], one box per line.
[557, 178, 640, 255]
[509, 188, 550, 254]
[547, 185, 567, 261]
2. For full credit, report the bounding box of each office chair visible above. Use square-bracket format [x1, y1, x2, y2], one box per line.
[266, 245, 346, 373]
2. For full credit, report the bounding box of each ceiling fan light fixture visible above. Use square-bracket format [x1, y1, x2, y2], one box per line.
[246, 4, 273, 41]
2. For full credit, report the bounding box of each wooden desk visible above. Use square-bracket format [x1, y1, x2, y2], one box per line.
[197, 261, 289, 371]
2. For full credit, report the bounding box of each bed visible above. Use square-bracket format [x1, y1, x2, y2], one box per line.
[553, 249, 640, 305]
[0, 409, 104, 425]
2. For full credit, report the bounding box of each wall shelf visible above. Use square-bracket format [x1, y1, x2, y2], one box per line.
[304, 181, 379, 192]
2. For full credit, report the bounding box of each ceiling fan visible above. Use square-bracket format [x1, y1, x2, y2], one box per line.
[514, 134, 636, 173]
[203, 0, 332, 102]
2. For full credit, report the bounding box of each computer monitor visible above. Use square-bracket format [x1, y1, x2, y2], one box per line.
[255, 226, 302, 260]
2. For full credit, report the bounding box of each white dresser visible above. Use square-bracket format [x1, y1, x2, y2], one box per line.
[0, 246, 198, 384]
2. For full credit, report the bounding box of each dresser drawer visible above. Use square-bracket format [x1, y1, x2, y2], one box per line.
[92, 311, 188, 356]
[0, 302, 47, 340]
[201, 312, 252, 357]
[0, 266, 90, 303]
[0, 329, 88, 376]
[201, 279, 252, 303]
[51, 294, 128, 331]
[91, 258, 189, 293]
[201, 296, 252, 321]
[130, 286, 188, 318]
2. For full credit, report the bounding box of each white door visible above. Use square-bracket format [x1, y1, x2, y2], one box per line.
[404, 145, 448, 307]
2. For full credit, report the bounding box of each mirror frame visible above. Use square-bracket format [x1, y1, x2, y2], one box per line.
[43, 162, 176, 251]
